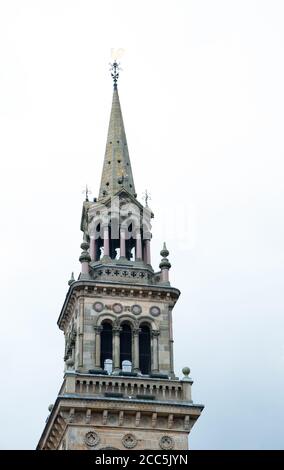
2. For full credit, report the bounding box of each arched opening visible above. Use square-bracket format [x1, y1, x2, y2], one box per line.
[125, 222, 136, 261]
[95, 222, 103, 261]
[110, 219, 120, 259]
[100, 322, 113, 369]
[139, 324, 151, 374]
[120, 323, 132, 368]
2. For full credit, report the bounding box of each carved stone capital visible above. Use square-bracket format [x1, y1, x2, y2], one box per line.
[94, 325, 103, 333]
[113, 326, 122, 334]
[151, 330, 160, 338]
[133, 328, 141, 336]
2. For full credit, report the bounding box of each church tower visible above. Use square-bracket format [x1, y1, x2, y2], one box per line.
[37, 63, 203, 451]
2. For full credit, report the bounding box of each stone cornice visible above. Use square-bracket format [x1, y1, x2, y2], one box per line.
[37, 393, 203, 449]
[58, 394, 204, 411]
[57, 280, 180, 331]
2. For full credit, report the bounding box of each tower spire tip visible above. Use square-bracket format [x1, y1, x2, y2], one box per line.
[109, 61, 121, 89]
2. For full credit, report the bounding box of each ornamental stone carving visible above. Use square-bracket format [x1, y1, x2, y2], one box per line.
[93, 302, 104, 312]
[150, 306, 161, 317]
[84, 431, 100, 447]
[113, 303, 123, 313]
[93, 267, 153, 283]
[159, 435, 174, 450]
[131, 304, 142, 315]
[122, 433, 137, 449]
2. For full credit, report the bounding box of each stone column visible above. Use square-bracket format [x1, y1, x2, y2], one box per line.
[161, 268, 169, 282]
[159, 243, 171, 283]
[168, 306, 175, 377]
[151, 330, 160, 373]
[145, 239, 151, 265]
[78, 298, 84, 368]
[135, 229, 142, 261]
[133, 328, 141, 372]
[143, 242, 147, 263]
[71, 346, 75, 368]
[113, 327, 121, 372]
[120, 227, 126, 258]
[103, 225, 110, 257]
[90, 236, 96, 261]
[94, 326, 103, 369]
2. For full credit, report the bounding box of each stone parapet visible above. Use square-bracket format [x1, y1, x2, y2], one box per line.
[63, 371, 194, 403]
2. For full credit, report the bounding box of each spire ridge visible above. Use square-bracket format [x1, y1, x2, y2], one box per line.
[98, 68, 136, 200]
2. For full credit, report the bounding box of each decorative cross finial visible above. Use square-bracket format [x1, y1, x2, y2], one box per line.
[82, 185, 92, 201]
[110, 61, 121, 89]
[142, 189, 151, 207]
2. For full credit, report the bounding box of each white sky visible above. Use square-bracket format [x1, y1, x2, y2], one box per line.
[0, 0, 284, 450]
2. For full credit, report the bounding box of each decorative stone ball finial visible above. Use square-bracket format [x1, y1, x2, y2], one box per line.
[160, 242, 169, 258]
[159, 258, 171, 270]
[66, 357, 75, 369]
[182, 366, 191, 380]
[80, 240, 90, 252]
[159, 242, 171, 274]
[79, 241, 91, 263]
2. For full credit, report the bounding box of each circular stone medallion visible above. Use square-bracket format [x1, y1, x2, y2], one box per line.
[85, 431, 100, 447]
[93, 302, 104, 313]
[122, 433, 137, 449]
[159, 435, 174, 450]
[113, 303, 123, 314]
[150, 306, 161, 317]
[131, 304, 142, 315]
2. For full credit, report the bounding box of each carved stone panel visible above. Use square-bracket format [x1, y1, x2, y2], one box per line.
[84, 431, 100, 447]
[159, 435, 174, 450]
[122, 433, 137, 449]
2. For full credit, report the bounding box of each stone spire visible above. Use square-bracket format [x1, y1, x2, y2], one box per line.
[98, 67, 136, 200]
[37, 63, 204, 451]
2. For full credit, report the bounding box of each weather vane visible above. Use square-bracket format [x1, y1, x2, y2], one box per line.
[82, 184, 92, 201]
[142, 189, 151, 207]
[109, 61, 121, 88]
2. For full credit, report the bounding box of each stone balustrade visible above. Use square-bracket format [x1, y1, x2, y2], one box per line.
[62, 372, 192, 403]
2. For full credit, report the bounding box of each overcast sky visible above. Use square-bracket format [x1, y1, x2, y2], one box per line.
[0, 0, 283, 450]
